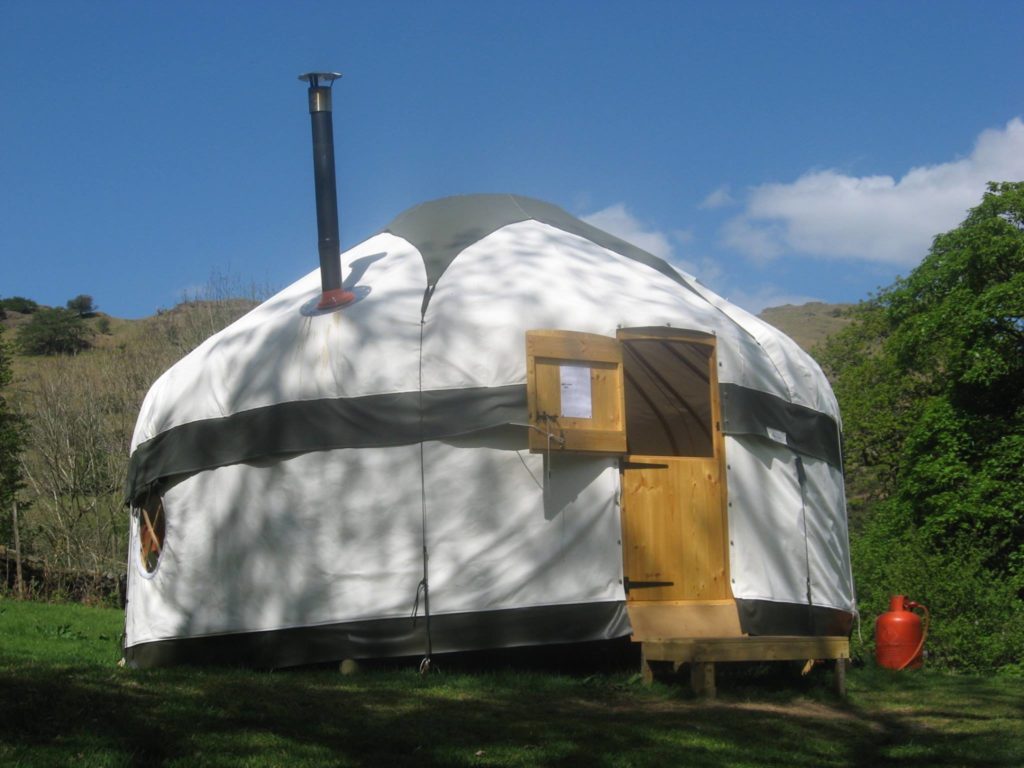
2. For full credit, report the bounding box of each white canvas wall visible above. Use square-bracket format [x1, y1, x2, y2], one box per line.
[127, 439, 625, 648]
[724, 434, 855, 613]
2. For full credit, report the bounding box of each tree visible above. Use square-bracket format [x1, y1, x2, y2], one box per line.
[66, 294, 97, 316]
[19, 361, 128, 573]
[820, 182, 1024, 671]
[17, 308, 93, 356]
[0, 325, 27, 546]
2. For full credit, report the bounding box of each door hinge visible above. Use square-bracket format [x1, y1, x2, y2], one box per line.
[623, 577, 675, 592]
[621, 461, 670, 470]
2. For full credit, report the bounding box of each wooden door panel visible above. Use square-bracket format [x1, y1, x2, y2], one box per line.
[623, 456, 728, 602]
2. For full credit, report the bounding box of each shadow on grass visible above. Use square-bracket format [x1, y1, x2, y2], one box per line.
[2, 656, 1022, 767]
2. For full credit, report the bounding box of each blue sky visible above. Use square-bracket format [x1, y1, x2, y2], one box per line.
[2, 1, 1022, 317]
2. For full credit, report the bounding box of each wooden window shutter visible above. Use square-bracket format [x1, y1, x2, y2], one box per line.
[525, 330, 627, 454]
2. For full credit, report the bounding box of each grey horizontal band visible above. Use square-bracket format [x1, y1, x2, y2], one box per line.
[735, 598, 853, 637]
[125, 384, 528, 503]
[126, 381, 843, 502]
[719, 383, 842, 468]
[124, 600, 631, 669]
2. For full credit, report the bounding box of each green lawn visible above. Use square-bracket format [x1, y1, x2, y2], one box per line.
[1, 598, 1021, 767]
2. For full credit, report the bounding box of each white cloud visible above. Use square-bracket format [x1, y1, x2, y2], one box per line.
[723, 117, 1024, 266]
[582, 203, 674, 260]
[582, 204, 712, 281]
[720, 217, 784, 263]
[699, 185, 735, 209]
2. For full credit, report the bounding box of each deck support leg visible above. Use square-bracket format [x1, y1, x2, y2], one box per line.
[690, 661, 716, 698]
[641, 646, 654, 685]
[833, 658, 847, 698]
[637, 637, 849, 696]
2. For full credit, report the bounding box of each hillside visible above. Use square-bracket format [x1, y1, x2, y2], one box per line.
[2, 294, 851, 591]
[2, 299, 258, 389]
[1, 298, 259, 587]
[758, 301, 855, 353]
[1, 297, 854, 414]
[1, 297, 854, 417]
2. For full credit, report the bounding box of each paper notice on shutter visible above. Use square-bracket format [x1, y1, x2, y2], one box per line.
[559, 364, 593, 419]
[766, 427, 788, 445]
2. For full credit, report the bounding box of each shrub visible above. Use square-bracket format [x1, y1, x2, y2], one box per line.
[852, 501, 1024, 673]
[0, 296, 39, 314]
[17, 308, 93, 356]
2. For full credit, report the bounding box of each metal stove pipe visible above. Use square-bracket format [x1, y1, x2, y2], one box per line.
[299, 72, 354, 309]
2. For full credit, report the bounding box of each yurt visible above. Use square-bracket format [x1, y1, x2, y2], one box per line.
[123, 191, 856, 668]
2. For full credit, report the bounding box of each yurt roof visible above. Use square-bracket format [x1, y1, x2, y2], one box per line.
[126, 194, 840, 502]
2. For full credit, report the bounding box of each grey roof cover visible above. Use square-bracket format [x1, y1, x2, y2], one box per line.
[384, 193, 695, 311]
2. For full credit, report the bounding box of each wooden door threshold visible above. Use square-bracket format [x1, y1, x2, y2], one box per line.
[627, 600, 742, 641]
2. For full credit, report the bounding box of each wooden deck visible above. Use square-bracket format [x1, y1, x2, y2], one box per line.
[640, 635, 851, 697]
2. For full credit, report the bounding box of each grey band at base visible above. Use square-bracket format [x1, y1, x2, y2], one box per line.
[123, 597, 853, 669]
[124, 600, 631, 669]
[736, 598, 854, 637]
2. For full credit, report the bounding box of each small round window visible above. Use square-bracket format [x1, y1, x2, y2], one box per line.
[138, 494, 166, 574]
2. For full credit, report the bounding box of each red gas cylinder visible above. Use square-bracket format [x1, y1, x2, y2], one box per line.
[875, 595, 929, 670]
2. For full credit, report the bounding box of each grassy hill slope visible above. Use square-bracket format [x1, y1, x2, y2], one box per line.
[2, 296, 850, 589]
[758, 301, 855, 353]
[1, 298, 258, 586]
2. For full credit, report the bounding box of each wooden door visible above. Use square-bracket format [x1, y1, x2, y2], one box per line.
[619, 332, 730, 603]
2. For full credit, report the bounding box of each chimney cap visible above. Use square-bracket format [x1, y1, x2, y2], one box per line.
[298, 72, 342, 88]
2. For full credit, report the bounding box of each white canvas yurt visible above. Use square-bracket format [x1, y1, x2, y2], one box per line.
[123, 193, 855, 668]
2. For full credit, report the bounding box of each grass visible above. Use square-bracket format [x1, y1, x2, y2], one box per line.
[2, 599, 1022, 767]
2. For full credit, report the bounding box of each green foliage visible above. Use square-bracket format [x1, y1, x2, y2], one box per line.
[66, 294, 96, 316]
[821, 182, 1024, 672]
[17, 308, 93, 356]
[852, 502, 1024, 673]
[0, 327, 27, 542]
[0, 296, 39, 314]
[95, 316, 111, 335]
